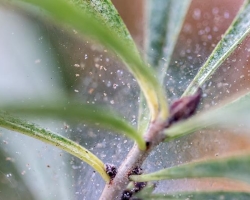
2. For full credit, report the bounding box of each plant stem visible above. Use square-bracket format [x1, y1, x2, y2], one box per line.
[99, 119, 166, 199]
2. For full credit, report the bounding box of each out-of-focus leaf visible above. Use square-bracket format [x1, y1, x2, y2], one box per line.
[0, 101, 146, 150]
[0, 128, 75, 200]
[146, 0, 191, 81]
[130, 153, 250, 184]
[16, 0, 168, 121]
[164, 91, 250, 140]
[0, 147, 35, 200]
[0, 112, 110, 182]
[183, 0, 250, 96]
[0, 7, 75, 199]
[136, 191, 250, 200]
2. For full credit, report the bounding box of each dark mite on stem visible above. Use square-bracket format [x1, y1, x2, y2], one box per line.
[105, 163, 117, 180]
[133, 181, 147, 193]
[121, 190, 133, 200]
[128, 166, 143, 176]
[121, 166, 146, 199]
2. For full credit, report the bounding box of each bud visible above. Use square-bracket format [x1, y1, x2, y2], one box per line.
[166, 87, 202, 127]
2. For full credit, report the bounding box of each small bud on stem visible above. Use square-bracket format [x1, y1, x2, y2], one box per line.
[166, 87, 202, 128]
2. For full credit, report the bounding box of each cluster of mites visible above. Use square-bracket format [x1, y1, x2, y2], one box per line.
[105, 164, 146, 200]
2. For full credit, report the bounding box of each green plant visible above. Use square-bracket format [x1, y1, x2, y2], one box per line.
[1, 0, 250, 199]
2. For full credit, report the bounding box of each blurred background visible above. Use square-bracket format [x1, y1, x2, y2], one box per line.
[0, 0, 250, 199]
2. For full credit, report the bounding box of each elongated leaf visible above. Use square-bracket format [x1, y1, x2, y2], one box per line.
[1, 101, 146, 150]
[0, 112, 110, 182]
[183, 0, 250, 96]
[146, 0, 191, 81]
[164, 91, 250, 140]
[130, 153, 250, 184]
[16, 0, 168, 121]
[146, 0, 170, 69]
[27, 0, 135, 95]
[136, 191, 250, 200]
[69, 0, 135, 49]
[0, 8, 75, 198]
[138, 0, 190, 132]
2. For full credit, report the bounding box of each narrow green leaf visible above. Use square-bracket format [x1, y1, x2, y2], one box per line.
[1, 101, 146, 150]
[183, 0, 250, 96]
[0, 112, 110, 182]
[16, 0, 168, 121]
[138, 0, 190, 132]
[136, 191, 250, 200]
[164, 91, 250, 140]
[69, 0, 136, 50]
[146, 0, 191, 81]
[146, 0, 170, 68]
[130, 153, 250, 184]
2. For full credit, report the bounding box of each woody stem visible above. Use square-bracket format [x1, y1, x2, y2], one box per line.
[99, 119, 166, 200]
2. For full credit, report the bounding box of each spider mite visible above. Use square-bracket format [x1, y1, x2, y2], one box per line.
[133, 181, 147, 193]
[166, 87, 202, 127]
[128, 166, 143, 176]
[105, 163, 117, 180]
[121, 189, 133, 200]
[120, 182, 146, 200]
